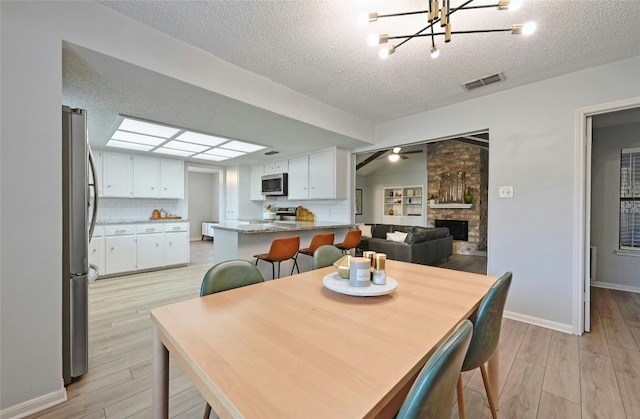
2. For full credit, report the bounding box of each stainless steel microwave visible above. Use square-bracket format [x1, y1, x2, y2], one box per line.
[261, 173, 288, 196]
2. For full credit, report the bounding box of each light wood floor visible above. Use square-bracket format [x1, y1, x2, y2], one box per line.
[29, 243, 640, 418]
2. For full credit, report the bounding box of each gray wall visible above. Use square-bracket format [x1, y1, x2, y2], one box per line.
[371, 56, 640, 333]
[591, 122, 640, 290]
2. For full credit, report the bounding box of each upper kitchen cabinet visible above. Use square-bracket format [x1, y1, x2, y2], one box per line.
[160, 159, 184, 199]
[133, 155, 159, 198]
[288, 148, 349, 200]
[263, 159, 288, 175]
[288, 154, 310, 199]
[103, 152, 132, 197]
[103, 151, 185, 199]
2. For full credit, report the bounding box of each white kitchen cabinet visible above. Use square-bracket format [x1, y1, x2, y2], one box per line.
[263, 160, 288, 175]
[287, 148, 349, 200]
[164, 223, 189, 265]
[136, 224, 164, 269]
[105, 225, 137, 274]
[103, 152, 132, 197]
[308, 149, 334, 199]
[160, 158, 184, 199]
[88, 226, 104, 274]
[250, 164, 265, 201]
[133, 155, 159, 198]
[287, 154, 310, 199]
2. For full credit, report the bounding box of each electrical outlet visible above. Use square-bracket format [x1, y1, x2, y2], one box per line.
[498, 186, 513, 199]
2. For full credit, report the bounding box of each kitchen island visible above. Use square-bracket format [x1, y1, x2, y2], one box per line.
[213, 220, 352, 278]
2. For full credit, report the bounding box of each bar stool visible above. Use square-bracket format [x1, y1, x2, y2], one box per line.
[254, 236, 300, 279]
[335, 230, 362, 254]
[295, 233, 334, 264]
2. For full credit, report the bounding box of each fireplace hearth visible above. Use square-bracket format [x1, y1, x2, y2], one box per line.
[435, 219, 469, 241]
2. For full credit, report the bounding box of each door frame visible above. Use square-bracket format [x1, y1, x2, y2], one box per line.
[573, 96, 640, 334]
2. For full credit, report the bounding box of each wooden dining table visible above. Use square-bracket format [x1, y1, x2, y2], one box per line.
[151, 260, 499, 418]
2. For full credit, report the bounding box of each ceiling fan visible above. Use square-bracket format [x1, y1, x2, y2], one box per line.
[382, 147, 423, 162]
[356, 147, 423, 171]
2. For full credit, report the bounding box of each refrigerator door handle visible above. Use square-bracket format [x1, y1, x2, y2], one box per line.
[88, 145, 99, 241]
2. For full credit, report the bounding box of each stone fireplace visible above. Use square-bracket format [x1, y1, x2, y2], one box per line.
[427, 140, 488, 255]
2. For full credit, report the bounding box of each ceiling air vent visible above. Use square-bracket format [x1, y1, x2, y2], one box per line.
[264, 150, 280, 155]
[462, 72, 505, 91]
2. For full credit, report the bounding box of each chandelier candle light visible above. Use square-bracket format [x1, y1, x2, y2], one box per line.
[361, 0, 536, 59]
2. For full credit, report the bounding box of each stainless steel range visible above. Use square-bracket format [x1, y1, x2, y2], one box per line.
[275, 207, 297, 221]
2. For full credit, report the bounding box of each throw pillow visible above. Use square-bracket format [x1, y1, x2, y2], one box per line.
[357, 224, 372, 238]
[394, 231, 408, 242]
[386, 231, 408, 242]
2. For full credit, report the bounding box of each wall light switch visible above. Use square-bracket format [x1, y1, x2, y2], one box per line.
[499, 186, 513, 199]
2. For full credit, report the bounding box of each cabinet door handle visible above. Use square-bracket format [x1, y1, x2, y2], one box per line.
[111, 247, 115, 251]
[146, 228, 156, 232]
[173, 227, 180, 230]
[116, 229, 126, 234]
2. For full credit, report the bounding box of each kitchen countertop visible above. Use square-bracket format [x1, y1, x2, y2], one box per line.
[214, 220, 352, 234]
[96, 219, 188, 225]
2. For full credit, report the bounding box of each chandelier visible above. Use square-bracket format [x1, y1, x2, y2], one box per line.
[360, 0, 536, 59]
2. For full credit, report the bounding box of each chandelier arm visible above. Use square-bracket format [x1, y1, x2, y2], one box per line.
[377, 10, 429, 19]
[388, 28, 512, 40]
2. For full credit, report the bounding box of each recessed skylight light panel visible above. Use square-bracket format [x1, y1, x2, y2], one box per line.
[223, 140, 266, 153]
[177, 131, 227, 147]
[119, 118, 180, 138]
[163, 140, 209, 153]
[153, 148, 195, 157]
[112, 130, 166, 146]
[207, 148, 245, 158]
[106, 140, 154, 151]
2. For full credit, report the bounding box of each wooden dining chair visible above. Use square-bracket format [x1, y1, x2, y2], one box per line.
[312, 244, 344, 269]
[199, 259, 264, 418]
[335, 229, 362, 254]
[253, 236, 300, 279]
[396, 320, 473, 419]
[457, 271, 513, 419]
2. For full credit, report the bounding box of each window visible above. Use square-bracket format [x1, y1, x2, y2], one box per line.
[619, 147, 640, 250]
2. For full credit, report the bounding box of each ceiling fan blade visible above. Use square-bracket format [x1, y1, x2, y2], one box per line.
[399, 150, 423, 155]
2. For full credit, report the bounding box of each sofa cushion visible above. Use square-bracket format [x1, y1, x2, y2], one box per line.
[372, 224, 393, 239]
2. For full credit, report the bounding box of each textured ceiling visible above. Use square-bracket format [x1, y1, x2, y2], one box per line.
[65, 0, 640, 165]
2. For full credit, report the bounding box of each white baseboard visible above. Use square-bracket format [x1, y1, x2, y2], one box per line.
[591, 281, 640, 293]
[0, 383, 66, 419]
[504, 311, 576, 334]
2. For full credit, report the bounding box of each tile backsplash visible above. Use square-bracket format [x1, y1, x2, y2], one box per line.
[263, 199, 352, 223]
[96, 198, 181, 222]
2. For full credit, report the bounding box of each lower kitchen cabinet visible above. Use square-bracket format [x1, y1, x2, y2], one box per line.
[99, 222, 189, 277]
[165, 222, 189, 266]
[137, 224, 164, 270]
[105, 235, 137, 275]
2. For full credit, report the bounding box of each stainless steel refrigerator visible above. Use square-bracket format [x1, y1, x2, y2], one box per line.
[62, 106, 99, 385]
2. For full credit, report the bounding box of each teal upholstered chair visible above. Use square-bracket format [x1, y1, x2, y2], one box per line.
[312, 245, 343, 269]
[457, 272, 513, 419]
[199, 260, 264, 419]
[396, 320, 473, 419]
[200, 259, 264, 297]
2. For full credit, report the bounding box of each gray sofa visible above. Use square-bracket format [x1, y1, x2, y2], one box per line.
[358, 224, 452, 266]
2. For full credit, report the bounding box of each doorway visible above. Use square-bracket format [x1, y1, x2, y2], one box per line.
[576, 97, 640, 333]
[186, 166, 221, 241]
